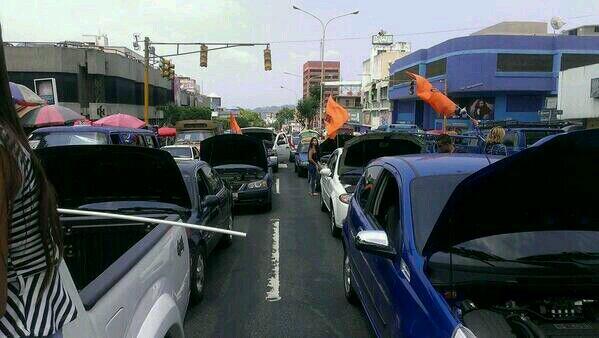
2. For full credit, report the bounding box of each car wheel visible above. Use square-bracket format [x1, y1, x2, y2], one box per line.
[320, 194, 327, 212]
[330, 204, 341, 237]
[190, 248, 207, 305]
[343, 250, 358, 305]
[220, 215, 234, 248]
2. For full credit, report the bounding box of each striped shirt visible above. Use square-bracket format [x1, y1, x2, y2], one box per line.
[0, 126, 77, 337]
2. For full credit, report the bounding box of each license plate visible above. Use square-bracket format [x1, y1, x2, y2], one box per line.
[233, 193, 239, 200]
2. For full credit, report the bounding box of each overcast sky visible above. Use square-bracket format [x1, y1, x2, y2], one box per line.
[2, 0, 598, 108]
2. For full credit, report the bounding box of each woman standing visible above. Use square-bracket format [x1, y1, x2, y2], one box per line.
[307, 137, 320, 196]
[485, 126, 508, 156]
[0, 27, 77, 337]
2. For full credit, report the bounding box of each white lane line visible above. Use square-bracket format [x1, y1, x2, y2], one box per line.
[275, 178, 280, 194]
[279, 163, 288, 168]
[266, 218, 281, 302]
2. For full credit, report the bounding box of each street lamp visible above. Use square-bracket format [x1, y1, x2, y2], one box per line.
[280, 85, 299, 102]
[292, 5, 359, 130]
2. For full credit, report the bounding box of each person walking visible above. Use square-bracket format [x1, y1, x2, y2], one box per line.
[485, 126, 508, 156]
[0, 26, 77, 338]
[307, 137, 320, 196]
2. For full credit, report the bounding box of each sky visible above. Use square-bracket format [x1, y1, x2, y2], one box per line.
[2, 0, 599, 108]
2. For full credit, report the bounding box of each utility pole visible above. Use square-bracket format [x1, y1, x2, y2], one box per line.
[143, 37, 150, 125]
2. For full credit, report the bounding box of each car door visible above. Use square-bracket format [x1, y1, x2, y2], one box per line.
[364, 169, 405, 337]
[275, 133, 290, 163]
[322, 151, 338, 210]
[347, 165, 384, 329]
[198, 165, 222, 251]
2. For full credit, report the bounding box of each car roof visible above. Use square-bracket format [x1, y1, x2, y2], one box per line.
[385, 153, 502, 177]
[32, 126, 154, 134]
[507, 128, 563, 132]
[175, 158, 207, 176]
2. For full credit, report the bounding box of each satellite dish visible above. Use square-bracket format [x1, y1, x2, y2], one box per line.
[550, 16, 565, 31]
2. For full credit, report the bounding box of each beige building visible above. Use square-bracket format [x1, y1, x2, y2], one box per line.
[361, 40, 410, 128]
[558, 63, 599, 128]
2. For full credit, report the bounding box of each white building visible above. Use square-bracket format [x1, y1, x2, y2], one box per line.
[361, 33, 410, 128]
[557, 63, 599, 128]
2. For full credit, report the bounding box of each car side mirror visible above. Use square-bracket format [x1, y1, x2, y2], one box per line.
[320, 168, 332, 177]
[354, 230, 396, 259]
[203, 195, 220, 208]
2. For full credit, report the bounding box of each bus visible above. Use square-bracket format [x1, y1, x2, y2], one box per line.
[174, 119, 223, 145]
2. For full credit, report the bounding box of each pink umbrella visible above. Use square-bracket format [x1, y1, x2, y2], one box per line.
[93, 114, 146, 129]
[20, 105, 85, 127]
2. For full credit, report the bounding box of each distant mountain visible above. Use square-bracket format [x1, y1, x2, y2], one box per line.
[251, 105, 295, 114]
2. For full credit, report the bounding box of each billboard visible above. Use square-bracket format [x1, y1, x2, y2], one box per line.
[34, 78, 58, 105]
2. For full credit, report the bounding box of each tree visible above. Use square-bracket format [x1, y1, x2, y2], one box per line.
[159, 104, 213, 125]
[295, 84, 323, 128]
[236, 109, 266, 128]
[272, 107, 295, 130]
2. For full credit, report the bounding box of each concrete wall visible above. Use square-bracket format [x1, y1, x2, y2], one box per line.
[471, 21, 548, 36]
[558, 64, 599, 119]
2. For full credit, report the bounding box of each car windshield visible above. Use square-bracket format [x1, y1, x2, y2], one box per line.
[411, 174, 470, 251]
[244, 131, 275, 143]
[29, 132, 109, 149]
[176, 130, 214, 142]
[525, 130, 562, 146]
[163, 147, 192, 158]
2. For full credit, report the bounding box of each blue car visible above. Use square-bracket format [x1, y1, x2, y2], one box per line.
[342, 129, 598, 337]
[294, 142, 309, 177]
[29, 125, 159, 149]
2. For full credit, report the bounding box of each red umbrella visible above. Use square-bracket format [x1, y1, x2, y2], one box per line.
[20, 104, 85, 127]
[93, 114, 146, 129]
[158, 127, 176, 137]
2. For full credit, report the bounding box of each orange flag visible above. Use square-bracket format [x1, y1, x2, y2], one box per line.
[406, 72, 457, 117]
[230, 114, 242, 134]
[325, 96, 349, 139]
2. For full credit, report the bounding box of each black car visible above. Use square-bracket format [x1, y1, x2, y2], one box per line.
[175, 159, 234, 304]
[201, 134, 273, 211]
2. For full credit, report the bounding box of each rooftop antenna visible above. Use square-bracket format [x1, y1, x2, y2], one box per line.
[550, 16, 565, 35]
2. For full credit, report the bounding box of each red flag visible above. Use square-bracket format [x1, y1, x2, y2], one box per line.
[406, 72, 457, 117]
[325, 97, 349, 139]
[230, 114, 242, 134]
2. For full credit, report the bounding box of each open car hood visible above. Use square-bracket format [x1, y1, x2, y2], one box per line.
[423, 129, 599, 256]
[200, 134, 268, 171]
[338, 132, 425, 176]
[320, 134, 355, 157]
[36, 145, 191, 209]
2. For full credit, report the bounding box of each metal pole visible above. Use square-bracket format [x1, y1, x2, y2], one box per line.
[143, 37, 150, 125]
[319, 31, 325, 132]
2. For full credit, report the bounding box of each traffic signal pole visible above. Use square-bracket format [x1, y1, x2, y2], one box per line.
[143, 37, 150, 125]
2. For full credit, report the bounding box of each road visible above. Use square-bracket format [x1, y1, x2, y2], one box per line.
[184, 164, 372, 337]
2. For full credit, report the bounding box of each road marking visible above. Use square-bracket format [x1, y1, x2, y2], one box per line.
[275, 178, 280, 194]
[266, 218, 281, 302]
[279, 163, 288, 168]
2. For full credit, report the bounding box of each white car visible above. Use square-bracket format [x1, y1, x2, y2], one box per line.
[162, 145, 200, 160]
[319, 133, 426, 237]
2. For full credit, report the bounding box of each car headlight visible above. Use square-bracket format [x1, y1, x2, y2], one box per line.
[339, 193, 352, 204]
[247, 180, 268, 190]
[452, 325, 476, 338]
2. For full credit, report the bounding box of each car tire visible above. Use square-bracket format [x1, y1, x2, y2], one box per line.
[320, 195, 328, 212]
[343, 250, 358, 305]
[190, 248, 207, 305]
[219, 215, 234, 248]
[330, 204, 341, 237]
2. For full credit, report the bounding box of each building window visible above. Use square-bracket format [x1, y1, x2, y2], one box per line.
[425, 58, 446, 78]
[343, 99, 351, 107]
[380, 86, 388, 100]
[561, 54, 599, 71]
[595, 26, 599, 33]
[496, 54, 553, 72]
[390, 65, 419, 86]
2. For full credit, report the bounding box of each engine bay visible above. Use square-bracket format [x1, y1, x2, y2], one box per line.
[457, 298, 599, 337]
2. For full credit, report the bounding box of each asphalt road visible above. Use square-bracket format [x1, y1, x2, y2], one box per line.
[184, 163, 372, 338]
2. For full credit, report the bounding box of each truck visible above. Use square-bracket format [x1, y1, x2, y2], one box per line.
[37, 145, 192, 338]
[175, 119, 223, 146]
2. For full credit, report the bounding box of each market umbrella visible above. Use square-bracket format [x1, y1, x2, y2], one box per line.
[9, 82, 46, 117]
[93, 113, 146, 129]
[20, 104, 85, 128]
[158, 127, 176, 137]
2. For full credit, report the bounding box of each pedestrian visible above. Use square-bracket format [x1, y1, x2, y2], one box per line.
[436, 134, 455, 153]
[307, 137, 320, 196]
[485, 126, 508, 156]
[0, 26, 77, 338]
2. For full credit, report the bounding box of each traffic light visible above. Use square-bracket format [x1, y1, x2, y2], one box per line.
[200, 44, 208, 67]
[264, 45, 272, 71]
[408, 80, 415, 95]
[159, 59, 175, 79]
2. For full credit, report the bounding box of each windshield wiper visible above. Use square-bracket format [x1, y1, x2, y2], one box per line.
[443, 247, 507, 266]
[115, 206, 183, 214]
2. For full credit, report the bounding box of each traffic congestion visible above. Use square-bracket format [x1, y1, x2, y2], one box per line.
[2, 2, 599, 337]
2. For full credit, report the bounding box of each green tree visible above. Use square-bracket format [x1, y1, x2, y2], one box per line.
[272, 107, 295, 130]
[236, 109, 266, 128]
[159, 104, 213, 125]
[295, 84, 322, 128]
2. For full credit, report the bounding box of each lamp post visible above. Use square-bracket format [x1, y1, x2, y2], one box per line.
[280, 85, 299, 102]
[292, 5, 359, 131]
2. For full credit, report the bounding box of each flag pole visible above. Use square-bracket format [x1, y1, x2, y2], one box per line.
[57, 208, 247, 237]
